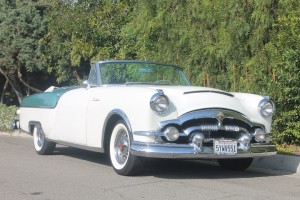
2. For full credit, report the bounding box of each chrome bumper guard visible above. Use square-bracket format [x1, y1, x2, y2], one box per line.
[131, 142, 276, 159]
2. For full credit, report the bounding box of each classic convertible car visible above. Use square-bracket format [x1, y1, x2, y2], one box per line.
[17, 60, 276, 175]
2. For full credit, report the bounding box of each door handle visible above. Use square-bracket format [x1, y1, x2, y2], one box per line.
[92, 98, 100, 101]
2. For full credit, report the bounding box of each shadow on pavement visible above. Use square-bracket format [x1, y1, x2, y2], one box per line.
[141, 158, 294, 179]
[52, 146, 294, 179]
[53, 146, 111, 166]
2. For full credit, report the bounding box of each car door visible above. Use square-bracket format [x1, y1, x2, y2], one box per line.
[51, 88, 91, 145]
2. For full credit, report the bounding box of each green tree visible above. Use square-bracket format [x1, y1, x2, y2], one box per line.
[270, 0, 300, 144]
[120, 0, 277, 92]
[0, 0, 48, 104]
[43, 0, 130, 84]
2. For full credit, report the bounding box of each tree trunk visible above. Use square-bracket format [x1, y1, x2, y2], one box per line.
[73, 69, 83, 85]
[1, 79, 9, 104]
[0, 68, 23, 104]
[17, 69, 42, 93]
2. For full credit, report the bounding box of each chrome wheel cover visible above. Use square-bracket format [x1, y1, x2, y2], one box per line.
[37, 130, 44, 147]
[34, 127, 44, 151]
[114, 129, 129, 165]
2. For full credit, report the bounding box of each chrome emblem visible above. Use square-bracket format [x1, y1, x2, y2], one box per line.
[217, 112, 225, 126]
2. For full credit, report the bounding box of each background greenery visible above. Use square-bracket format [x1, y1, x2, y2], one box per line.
[0, 0, 299, 145]
[0, 104, 17, 132]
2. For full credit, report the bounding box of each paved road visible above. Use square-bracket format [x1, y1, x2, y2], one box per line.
[1, 135, 299, 200]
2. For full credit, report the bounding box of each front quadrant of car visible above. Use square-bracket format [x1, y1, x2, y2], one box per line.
[131, 108, 276, 159]
[17, 60, 276, 175]
[130, 88, 276, 171]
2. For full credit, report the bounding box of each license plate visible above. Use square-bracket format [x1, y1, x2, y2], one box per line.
[214, 140, 237, 155]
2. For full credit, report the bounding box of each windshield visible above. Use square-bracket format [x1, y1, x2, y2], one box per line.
[100, 62, 190, 86]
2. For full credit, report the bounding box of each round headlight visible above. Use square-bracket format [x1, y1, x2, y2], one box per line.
[150, 92, 169, 114]
[258, 99, 274, 117]
[164, 126, 180, 141]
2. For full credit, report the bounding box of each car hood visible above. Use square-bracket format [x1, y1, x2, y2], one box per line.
[149, 86, 248, 117]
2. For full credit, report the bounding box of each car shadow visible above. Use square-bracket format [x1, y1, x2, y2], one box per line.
[141, 158, 294, 179]
[52, 146, 293, 179]
[53, 146, 111, 166]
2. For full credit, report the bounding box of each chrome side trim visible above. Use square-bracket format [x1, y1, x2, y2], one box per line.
[133, 131, 186, 137]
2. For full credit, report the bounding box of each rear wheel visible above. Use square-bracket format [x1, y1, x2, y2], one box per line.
[33, 125, 56, 155]
[109, 120, 143, 176]
[217, 158, 253, 171]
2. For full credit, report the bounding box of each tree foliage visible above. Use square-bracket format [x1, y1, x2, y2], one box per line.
[0, 0, 48, 104]
[270, 0, 300, 144]
[43, 0, 130, 84]
[0, 0, 299, 144]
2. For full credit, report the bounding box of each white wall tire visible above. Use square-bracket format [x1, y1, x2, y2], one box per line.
[109, 120, 143, 175]
[33, 125, 56, 155]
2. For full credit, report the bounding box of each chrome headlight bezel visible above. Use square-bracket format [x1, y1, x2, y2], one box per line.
[258, 98, 275, 117]
[150, 90, 169, 114]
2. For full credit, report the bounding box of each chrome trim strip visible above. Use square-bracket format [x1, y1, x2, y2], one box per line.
[184, 90, 234, 97]
[131, 142, 276, 159]
[133, 131, 186, 137]
[183, 125, 248, 135]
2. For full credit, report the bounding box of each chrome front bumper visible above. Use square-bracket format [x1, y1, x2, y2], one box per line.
[131, 142, 276, 159]
[131, 109, 276, 159]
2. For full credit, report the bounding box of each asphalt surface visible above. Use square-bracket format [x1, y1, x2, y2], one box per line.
[1, 134, 300, 200]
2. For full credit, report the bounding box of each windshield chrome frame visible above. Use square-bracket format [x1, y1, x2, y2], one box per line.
[91, 60, 191, 86]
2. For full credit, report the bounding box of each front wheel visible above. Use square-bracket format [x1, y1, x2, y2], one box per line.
[109, 120, 143, 176]
[33, 125, 56, 155]
[217, 158, 253, 171]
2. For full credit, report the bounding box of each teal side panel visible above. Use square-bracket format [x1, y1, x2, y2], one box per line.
[20, 87, 79, 108]
[21, 93, 60, 108]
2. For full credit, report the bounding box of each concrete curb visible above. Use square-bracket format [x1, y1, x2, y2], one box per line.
[253, 154, 300, 174]
[1, 131, 299, 174]
[0, 131, 32, 139]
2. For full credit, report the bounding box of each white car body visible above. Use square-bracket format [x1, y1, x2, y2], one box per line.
[17, 60, 276, 175]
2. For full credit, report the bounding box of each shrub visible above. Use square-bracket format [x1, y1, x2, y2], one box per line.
[0, 104, 18, 132]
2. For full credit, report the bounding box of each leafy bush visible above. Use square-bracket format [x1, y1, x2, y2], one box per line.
[0, 104, 18, 132]
[270, 9, 300, 145]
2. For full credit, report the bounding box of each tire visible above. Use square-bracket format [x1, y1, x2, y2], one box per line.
[33, 125, 56, 155]
[217, 158, 253, 171]
[109, 120, 143, 176]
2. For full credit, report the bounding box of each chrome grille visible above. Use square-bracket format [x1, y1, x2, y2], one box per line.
[159, 109, 255, 144]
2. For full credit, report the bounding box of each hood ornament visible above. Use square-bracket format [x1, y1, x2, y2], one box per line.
[217, 112, 225, 126]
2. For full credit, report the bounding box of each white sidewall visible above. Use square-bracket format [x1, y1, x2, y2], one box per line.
[109, 123, 129, 170]
[33, 127, 43, 152]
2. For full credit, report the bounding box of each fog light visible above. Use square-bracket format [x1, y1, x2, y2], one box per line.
[238, 134, 251, 150]
[192, 133, 205, 149]
[164, 127, 180, 141]
[254, 128, 266, 142]
[238, 134, 251, 143]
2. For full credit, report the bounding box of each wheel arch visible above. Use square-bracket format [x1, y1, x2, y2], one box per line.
[28, 121, 42, 136]
[102, 109, 132, 153]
